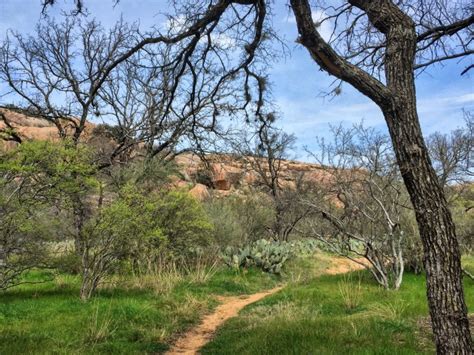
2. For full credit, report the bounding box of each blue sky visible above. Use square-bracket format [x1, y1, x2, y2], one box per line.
[1, 0, 473, 159]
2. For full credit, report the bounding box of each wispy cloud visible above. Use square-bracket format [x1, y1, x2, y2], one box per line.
[275, 88, 473, 157]
[284, 10, 333, 41]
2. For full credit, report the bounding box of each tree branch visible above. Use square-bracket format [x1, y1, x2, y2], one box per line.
[290, 0, 391, 108]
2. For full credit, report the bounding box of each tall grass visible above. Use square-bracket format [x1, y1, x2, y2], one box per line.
[181, 253, 219, 284]
[338, 272, 363, 311]
[84, 303, 116, 346]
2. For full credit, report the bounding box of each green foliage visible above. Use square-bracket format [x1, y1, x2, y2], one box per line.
[87, 186, 166, 255]
[205, 193, 274, 248]
[53, 251, 82, 275]
[0, 196, 58, 290]
[155, 190, 214, 257]
[80, 185, 168, 299]
[0, 139, 97, 199]
[79, 187, 214, 299]
[0, 141, 88, 290]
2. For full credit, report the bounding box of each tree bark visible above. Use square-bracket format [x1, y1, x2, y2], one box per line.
[383, 96, 472, 354]
[290, 0, 472, 352]
[380, 6, 472, 352]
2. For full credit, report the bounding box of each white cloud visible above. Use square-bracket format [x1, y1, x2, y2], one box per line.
[162, 15, 235, 48]
[162, 14, 187, 35]
[284, 10, 333, 42]
[210, 33, 235, 49]
[273, 88, 473, 157]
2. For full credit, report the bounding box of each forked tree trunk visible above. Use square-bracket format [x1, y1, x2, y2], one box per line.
[290, 0, 472, 352]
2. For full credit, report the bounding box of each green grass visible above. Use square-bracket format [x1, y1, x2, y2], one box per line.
[0, 267, 280, 354]
[463, 254, 474, 274]
[202, 260, 474, 355]
[1, 255, 472, 354]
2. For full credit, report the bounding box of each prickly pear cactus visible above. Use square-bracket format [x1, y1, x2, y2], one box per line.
[221, 238, 317, 274]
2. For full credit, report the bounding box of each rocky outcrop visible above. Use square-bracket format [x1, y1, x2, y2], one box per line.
[172, 152, 332, 200]
[1, 107, 331, 201]
[0, 107, 94, 147]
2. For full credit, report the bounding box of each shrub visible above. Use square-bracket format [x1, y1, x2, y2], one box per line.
[205, 193, 274, 248]
[0, 189, 61, 290]
[0, 209, 55, 290]
[79, 187, 214, 299]
[53, 252, 82, 275]
[80, 185, 166, 300]
[155, 190, 214, 257]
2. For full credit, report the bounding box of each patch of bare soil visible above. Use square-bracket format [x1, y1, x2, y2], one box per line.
[165, 286, 283, 354]
[165, 256, 370, 354]
[324, 256, 370, 275]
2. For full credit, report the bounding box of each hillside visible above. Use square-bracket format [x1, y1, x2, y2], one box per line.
[0, 106, 331, 200]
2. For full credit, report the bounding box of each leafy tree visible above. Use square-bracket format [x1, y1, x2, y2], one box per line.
[0, 192, 59, 290]
[0, 140, 98, 255]
[0, 140, 91, 289]
[80, 185, 166, 300]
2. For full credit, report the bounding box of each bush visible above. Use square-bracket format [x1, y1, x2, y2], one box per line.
[205, 193, 274, 248]
[155, 190, 214, 257]
[80, 185, 167, 299]
[53, 252, 82, 275]
[0, 197, 59, 290]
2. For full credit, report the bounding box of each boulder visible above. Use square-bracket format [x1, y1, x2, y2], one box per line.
[189, 183, 210, 201]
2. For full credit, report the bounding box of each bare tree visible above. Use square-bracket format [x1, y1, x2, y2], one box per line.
[426, 116, 474, 278]
[427, 111, 473, 188]
[306, 124, 408, 289]
[290, 1, 473, 351]
[97, 46, 233, 166]
[232, 120, 312, 241]
[0, 17, 137, 143]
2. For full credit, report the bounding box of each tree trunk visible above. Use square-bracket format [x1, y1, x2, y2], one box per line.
[381, 13, 472, 354]
[384, 104, 472, 352]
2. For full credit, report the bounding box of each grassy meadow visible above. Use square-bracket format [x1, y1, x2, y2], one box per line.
[0, 254, 472, 354]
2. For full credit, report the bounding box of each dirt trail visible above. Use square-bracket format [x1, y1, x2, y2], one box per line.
[165, 286, 283, 354]
[165, 257, 366, 355]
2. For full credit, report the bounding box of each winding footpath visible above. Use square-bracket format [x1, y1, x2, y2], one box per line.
[165, 257, 366, 355]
